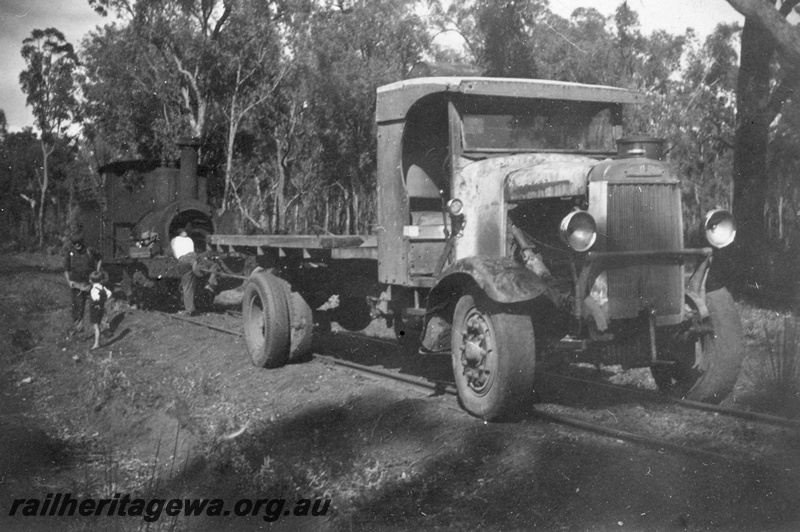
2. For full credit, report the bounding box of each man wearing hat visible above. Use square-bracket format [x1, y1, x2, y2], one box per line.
[63, 234, 102, 336]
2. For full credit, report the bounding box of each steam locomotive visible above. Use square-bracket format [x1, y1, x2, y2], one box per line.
[77, 137, 216, 301]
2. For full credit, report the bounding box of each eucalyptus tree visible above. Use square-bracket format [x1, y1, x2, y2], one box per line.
[286, 0, 430, 234]
[0, 129, 42, 245]
[80, 22, 183, 161]
[19, 28, 80, 246]
[213, 0, 287, 213]
[88, 0, 235, 140]
[429, 0, 545, 77]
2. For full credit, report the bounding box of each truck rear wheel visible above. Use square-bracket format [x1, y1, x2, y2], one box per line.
[652, 288, 744, 403]
[242, 271, 291, 368]
[287, 291, 314, 363]
[451, 293, 536, 421]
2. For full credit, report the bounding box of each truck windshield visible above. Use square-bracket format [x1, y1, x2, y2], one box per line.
[460, 101, 619, 152]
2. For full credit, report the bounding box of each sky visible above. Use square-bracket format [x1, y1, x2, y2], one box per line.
[548, 0, 743, 38]
[0, 0, 744, 132]
[0, 0, 105, 131]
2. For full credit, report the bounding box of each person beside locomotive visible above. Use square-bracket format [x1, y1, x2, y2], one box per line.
[63, 234, 102, 338]
[171, 226, 218, 315]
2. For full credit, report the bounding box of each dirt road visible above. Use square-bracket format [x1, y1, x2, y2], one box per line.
[1, 253, 799, 531]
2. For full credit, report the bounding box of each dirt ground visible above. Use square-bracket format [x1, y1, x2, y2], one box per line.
[1, 252, 800, 531]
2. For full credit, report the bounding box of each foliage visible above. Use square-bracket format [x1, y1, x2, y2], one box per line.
[218, 0, 429, 234]
[1, 0, 798, 268]
[80, 22, 183, 161]
[81, 0, 238, 158]
[429, 0, 545, 77]
[0, 129, 42, 246]
[284, 0, 429, 233]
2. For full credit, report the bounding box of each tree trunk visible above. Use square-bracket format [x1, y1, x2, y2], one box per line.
[730, 17, 774, 285]
[352, 190, 360, 234]
[274, 129, 287, 234]
[343, 187, 351, 235]
[222, 92, 239, 213]
[726, 0, 800, 66]
[37, 140, 51, 247]
[324, 197, 330, 233]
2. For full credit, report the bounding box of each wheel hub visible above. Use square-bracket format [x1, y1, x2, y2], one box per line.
[460, 311, 493, 392]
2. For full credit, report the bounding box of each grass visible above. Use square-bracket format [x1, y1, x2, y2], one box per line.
[762, 316, 800, 416]
[737, 302, 800, 417]
[89, 352, 133, 410]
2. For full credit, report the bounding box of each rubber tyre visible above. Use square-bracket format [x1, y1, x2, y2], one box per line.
[287, 290, 314, 363]
[451, 293, 537, 421]
[242, 271, 291, 368]
[652, 288, 744, 403]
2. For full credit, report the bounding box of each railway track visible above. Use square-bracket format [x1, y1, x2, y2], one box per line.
[160, 310, 799, 466]
[540, 370, 800, 431]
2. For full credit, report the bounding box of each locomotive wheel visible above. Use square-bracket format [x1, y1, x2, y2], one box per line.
[242, 271, 291, 368]
[451, 293, 536, 421]
[652, 288, 744, 403]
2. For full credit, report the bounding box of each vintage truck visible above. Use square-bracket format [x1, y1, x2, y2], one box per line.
[208, 76, 744, 421]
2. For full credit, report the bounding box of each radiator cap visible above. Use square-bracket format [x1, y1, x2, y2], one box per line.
[616, 136, 666, 161]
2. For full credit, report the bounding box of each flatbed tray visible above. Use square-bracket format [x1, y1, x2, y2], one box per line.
[208, 234, 374, 250]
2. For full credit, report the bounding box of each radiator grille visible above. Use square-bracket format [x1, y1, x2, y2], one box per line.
[606, 182, 683, 320]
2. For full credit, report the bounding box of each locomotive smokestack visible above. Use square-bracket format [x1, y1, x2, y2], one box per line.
[176, 136, 201, 201]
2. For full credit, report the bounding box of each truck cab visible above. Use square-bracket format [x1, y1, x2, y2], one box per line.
[374, 77, 742, 419]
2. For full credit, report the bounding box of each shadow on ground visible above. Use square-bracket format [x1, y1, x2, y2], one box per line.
[147, 390, 800, 531]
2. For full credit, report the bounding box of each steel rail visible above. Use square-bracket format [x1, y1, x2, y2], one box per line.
[312, 354, 457, 395]
[312, 353, 746, 465]
[160, 311, 244, 336]
[542, 371, 800, 432]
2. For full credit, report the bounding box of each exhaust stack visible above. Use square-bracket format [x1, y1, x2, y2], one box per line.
[176, 136, 201, 201]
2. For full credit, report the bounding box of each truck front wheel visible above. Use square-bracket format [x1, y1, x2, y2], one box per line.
[451, 293, 537, 421]
[652, 288, 744, 403]
[242, 271, 291, 368]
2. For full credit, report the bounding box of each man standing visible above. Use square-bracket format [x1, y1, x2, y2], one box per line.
[64, 234, 102, 336]
[171, 227, 198, 315]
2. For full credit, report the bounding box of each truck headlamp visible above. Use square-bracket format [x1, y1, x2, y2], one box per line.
[703, 209, 736, 249]
[560, 210, 597, 252]
[447, 198, 464, 217]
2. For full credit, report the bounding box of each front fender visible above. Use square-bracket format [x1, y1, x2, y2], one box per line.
[432, 256, 560, 305]
[419, 256, 561, 352]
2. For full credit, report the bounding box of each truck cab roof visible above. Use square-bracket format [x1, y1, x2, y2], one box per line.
[376, 77, 644, 123]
